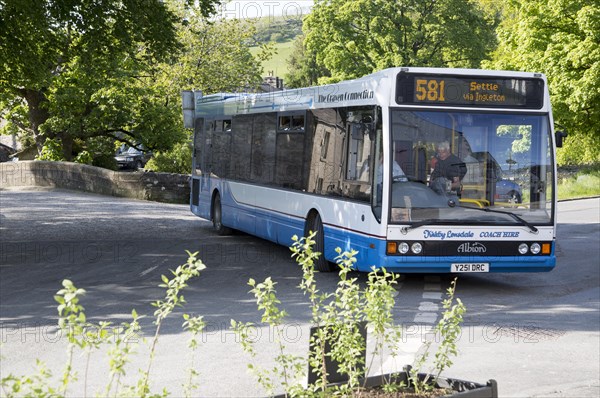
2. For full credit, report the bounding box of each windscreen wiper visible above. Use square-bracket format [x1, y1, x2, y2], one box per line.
[400, 209, 539, 234]
[468, 207, 539, 234]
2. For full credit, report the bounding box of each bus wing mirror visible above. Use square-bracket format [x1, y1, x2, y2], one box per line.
[555, 130, 567, 148]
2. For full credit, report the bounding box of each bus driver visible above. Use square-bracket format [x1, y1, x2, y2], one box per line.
[429, 141, 467, 196]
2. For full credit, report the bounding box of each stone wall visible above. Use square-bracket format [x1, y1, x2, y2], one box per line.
[0, 161, 190, 204]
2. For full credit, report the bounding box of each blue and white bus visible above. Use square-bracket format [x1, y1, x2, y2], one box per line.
[182, 67, 562, 273]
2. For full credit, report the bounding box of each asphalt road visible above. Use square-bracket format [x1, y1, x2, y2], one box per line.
[0, 188, 598, 397]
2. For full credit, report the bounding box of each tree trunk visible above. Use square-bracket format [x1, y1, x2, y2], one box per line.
[60, 132, 74, 161]
[22, 89, 51, 155]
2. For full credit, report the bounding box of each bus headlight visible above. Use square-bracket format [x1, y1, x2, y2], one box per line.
[530, 243, 541, 254]
[398, 242, 410, 254]
[518, 243, 529, 254]
[411, 242, 423, 254]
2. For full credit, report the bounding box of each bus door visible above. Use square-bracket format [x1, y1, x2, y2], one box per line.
[192, 117, 205, 207]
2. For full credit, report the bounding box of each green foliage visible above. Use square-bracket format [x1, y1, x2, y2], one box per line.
[0, 241, 469, 397]
[0, 360, 57, 397]
[303, 0, 497, 83]
[0, 0, 256, 163]
[181, 314, 206, 398]
[233, 233, 463, 396]
[558, 166, 600, 199]
[104, 313, 142, 397]
[74, 151, 93, 165]
[36, 138, 65, 161]
[54, 280, 88, 395]
[169, 6, 264, 94]
[284, 36, 330, 88]
[0, 252, 207, 398]
[251, 16, 303, 44]
[484, 0, 600, 165]
[139, 251, 207, 397]
[409, 278, 466, 394]
[0, 0, 186, 159]
[145, 139, 192, 174]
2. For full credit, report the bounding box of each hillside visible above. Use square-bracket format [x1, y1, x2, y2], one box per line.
[249, 15, 303, 79]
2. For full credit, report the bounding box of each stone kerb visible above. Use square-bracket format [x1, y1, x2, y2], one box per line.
[0, 161, 190, 204]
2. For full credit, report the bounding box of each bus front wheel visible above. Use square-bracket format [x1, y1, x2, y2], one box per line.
[306, 213, 336, 273]
[212, 194, 232, 236]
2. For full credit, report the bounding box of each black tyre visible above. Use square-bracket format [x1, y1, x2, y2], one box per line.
[135, 160, 143, 170]
[212, 194, 232, 235]
[307, 213, 336, 272]
[508, 191, 522, 204]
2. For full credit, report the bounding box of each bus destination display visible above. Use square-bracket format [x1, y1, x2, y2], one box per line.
[396, 74, 544, 109]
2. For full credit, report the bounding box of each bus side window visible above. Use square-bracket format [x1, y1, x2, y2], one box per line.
[212, 119, 232, 178]
[343, 111, 375, 202]
[308, 109, 342, 196]
[193, 117, 204, 175]
[278, 112, 305, 133]
[346, 124, 374, 183]
[251, 113, 277, 184]
[230, 114, 253, 181]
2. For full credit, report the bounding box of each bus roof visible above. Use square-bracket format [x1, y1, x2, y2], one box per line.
[192, 67, 547, 117]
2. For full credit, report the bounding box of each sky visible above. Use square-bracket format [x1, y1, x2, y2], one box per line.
[218, 1, 313, 19]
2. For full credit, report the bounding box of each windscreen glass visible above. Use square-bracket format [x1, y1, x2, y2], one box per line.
[389, 110, 554, 226]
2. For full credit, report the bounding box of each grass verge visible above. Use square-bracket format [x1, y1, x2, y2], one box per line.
[557, 164, 600, 200]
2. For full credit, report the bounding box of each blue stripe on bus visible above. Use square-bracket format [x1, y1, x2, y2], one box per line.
[191, 181, 555, 273]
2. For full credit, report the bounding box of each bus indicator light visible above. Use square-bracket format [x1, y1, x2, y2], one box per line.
[387, 242, 397, 255]
[542, 243, 551, 254]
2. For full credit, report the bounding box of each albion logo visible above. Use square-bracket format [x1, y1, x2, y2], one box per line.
[457, 242, 487, 253]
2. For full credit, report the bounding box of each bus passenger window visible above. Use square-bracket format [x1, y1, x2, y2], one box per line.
[291, 115, 305, 132]
[278, 113, 305, 132]
[279, 115, 291, 131]
[346, 123, 374, 183]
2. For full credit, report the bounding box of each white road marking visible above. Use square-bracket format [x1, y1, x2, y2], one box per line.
[140, 265, 158, 277]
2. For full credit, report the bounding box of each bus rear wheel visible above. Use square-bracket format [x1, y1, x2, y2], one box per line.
[212, 194, 232, 235]
[307, 213, 336, 272]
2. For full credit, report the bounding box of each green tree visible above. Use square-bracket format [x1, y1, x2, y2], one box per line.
[483, 0, 600, 165]
[285, 35, 330, 88]
[302, 0, 497, 83]
[0, 0, 220, 160]
[167, 8, 264, 94]
[142, 3, 265, 173]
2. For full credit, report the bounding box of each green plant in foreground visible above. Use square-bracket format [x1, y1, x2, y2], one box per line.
[54, 279, 90, 396]
[234, 233, 408, 397]
[235, 233, 466, 397]
[104, 311, 143, 397]
[410, 278, 466, 394]
[139, 250, 206, 398]
[1, 251, 206, 398]
[231, 276, 306, 397]
[182, 314, 206, 398]
[1, 242, 466, 397]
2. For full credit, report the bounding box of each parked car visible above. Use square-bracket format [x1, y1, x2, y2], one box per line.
[495, 177, 522, 203]
[115, 146, 151, 170]
[0, 143, 16, 162]
[470, 151, 523, 204]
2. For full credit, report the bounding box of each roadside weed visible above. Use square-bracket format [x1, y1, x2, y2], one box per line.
[409, 278, 466, 394]
[0, 251, 206, 398]
[1, 239, 467, 397]
[234, 233, 466, 397]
